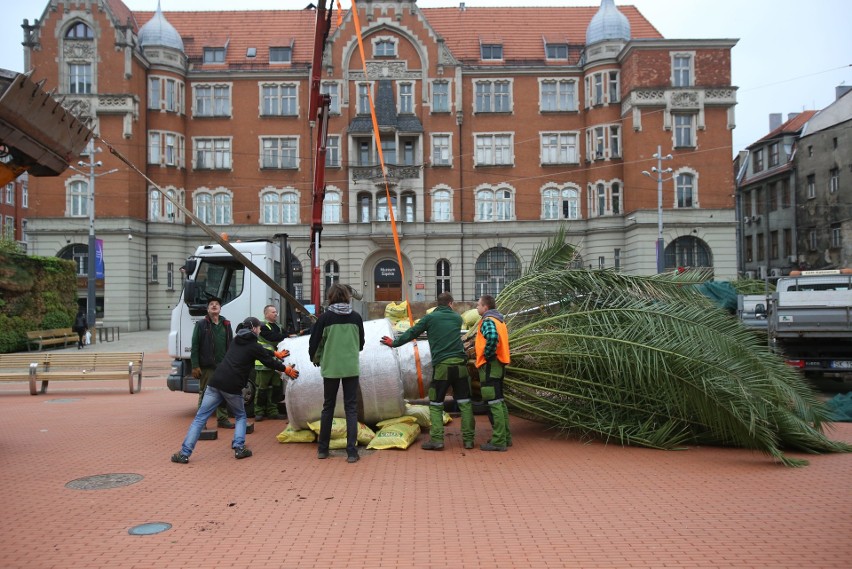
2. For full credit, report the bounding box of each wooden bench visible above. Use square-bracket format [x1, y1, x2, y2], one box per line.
[26, 328, 77, 351]
[0, 354, 39, 386]
[0, 352, 143, 395]
[29, 352, 144, 395]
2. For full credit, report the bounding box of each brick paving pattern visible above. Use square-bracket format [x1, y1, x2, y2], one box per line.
[1, 333, 850, 568]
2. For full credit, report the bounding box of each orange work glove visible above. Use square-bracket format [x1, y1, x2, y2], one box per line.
[379, 336, 394, 347]
[283, 365, 299, 379]
[191, 367, 201, 379]
[274, 349, 290, 359]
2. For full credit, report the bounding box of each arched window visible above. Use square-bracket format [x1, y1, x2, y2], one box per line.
[324, 260, 340, 298]
[563, 188, 579, 219]
[376, 191, 398, 221]
[401, 191, 416, 222]
[69, 180, 88, 217]
[476, 189, 494, 221]
[58, 243, 89, 276]
[596, 183, 606, 217]
[149, 189, 161, 221]
[65, 22, 93, 39]
[495, 188, 513, 221]
[195, 193, 212, 224]
[611, 182, 621, 215]
[476, 187, 514, 221]
[543, 187, 580, 220]
[664, 236, 712, 270]
[676, 173, 696, 208]
[213, 193, 231, 224]
[282, 191, 299, 224]
[432, 189, 451, 221]
[262, 192, 280, 224]
[436, 259, 451, 294]
[165, 189, 178, 221]
[323, 190, 341, 223]
[475, 246, 520, 296]
[358, 192, 372, 223]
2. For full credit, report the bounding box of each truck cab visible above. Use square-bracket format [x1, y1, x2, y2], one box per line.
[166, 240, 284, 393]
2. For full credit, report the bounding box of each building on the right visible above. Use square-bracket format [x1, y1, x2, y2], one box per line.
[795, 87, 852, 270]
[736, 86, 851, 277]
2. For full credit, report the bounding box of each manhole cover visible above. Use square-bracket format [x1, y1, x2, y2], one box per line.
[66, 473, 144, 490]
[45, 398, 82, 404]
[128, 522, 171, 536]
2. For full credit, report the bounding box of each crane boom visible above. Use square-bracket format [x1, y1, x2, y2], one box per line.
[309, 1, 332, 311]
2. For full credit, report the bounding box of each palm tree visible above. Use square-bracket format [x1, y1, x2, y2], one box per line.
[497, 228, 849, 466]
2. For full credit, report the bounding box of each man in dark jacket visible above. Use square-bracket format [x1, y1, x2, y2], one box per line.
[190, 296, 234, 428]
[172, 317, 299, 463]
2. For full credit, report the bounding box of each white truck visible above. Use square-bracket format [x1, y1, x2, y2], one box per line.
[761, 270, 852, 378]
[166, 239, 304, 394]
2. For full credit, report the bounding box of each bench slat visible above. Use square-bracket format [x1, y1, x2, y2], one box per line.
[0, 352, 143, 395]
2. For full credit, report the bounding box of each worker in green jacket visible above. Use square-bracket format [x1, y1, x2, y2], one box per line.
[380, 292, 475, 451]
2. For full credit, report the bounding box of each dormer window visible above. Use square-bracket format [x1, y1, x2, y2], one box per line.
[65, 22, 93, 40]
[270, 47, 292, 63]
[480, 44, 503, 61]
[546, 43, 568, 60]
[203, 47, 225, 63]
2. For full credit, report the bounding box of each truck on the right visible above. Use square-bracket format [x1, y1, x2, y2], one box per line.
[762, 269, 852, 380]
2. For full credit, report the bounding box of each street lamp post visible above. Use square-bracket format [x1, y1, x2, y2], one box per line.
[642, 145, 673, 273]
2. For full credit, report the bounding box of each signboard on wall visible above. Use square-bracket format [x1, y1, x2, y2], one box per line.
[374, 260, 401, 283]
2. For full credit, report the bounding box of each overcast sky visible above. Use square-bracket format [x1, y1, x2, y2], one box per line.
[2, 0, 849, 154]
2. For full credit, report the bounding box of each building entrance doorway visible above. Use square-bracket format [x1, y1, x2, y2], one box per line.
[374, 259, 402, 301]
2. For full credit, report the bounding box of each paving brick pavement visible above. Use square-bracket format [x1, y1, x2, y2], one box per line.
[0, 331, 850, 568]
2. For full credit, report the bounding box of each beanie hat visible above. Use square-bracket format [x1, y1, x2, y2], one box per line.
[242, 316, 261, 329]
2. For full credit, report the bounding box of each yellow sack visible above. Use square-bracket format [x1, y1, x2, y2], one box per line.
[329, 437, 348, 450]
[358, 422, 376, 446]
[462, 309, 481, 330]
[307, 417, 347, 438]
[393, 319, 412, 333]
[375, 415, 419, 428]
[384, 301, 408, 322]
[276, 425, 316, 443]
[443, 411, 452, 425]
[404, 404, 431, 427]
[367, 422, 421, 450]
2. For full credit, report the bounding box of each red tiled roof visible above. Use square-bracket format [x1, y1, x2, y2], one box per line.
[105, 0, 138, 32]
[135, 5, 662, 67]
[751, 110, 818, 147]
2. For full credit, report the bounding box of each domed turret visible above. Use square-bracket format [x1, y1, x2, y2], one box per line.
[585, 0, 631, 46]
[139, 1, 184, 52]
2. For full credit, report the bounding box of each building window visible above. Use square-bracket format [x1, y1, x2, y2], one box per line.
[806, 174, 815, 199]
[150, 255, 159, 283]
[768, 182, 778, 211]
[542, 187, 580, 220]
[829, 168, 839, 193]
[480, 44, 503, 60]
[808, 229, 817, 251]
[436, 259, 451, 294]
[148, 132, 160, 164]
[195, 193, 212, 224]
[398, 82, 413, 114]
[474, 246, 520, 297]
[540, 79, 577, 112]
[596, 183, 606, 216]
[781, 179, 792, 208]
[381, 138, 396, 166]
[401, 192, 416, 222]
[474, 134, 513, 166]
[260, 190, 299, 224]
[612, 182, 621, 214]
[608, 71, 620, 103]
[541, 132, 578, 165]
[474, 80, 511, 113]
[664, 236, 712, 270]
[68, 64, 92, 94]
[68, 180, 88, 217]
[213, 193, 231, 224]
[65, 22, 93, 39]
[545, 43, 568, 60]
[431, 134, 451, 166]
[358, 192, 372, 223]
[756, 234, 765, 262]
[784, 228, 793, 260]
[770, 231, 779, 260]
[5, 183, 13, 204]
[676, 173, 696, 208]
[674, 114, 695, 147]
[357, 83, 372, 115]
[614, 248, 621, 270]
[752, 149, 764, 173]
[831, 224, 842, 249]
[203, 48, 225, 63]
[374, 39, 395, 57]
[164, 79, 178, 112]
[769, 143, 779, 167]
[432, 81, 449, 112]
[194, 84, 231, 117]
[261, 137, 298, 169]
[376, 191, 398, 222]
[149, 189, 161, 220]
[324, 260, 339, 297]
[148, 77, 160, 110]
[325, 135, 340, 167]
[432, 188, 451, 221]
[195, 138, 231, 170]
[609, 126, 621, 158]
[358, 140, 372, 166]
[476, 188, 514, 221]
[320, 82, 340, 114]
[269, 46, 292, 63]
[323, 189, 341, 223]
[261, 83, 298, 116]
[21, 180, 27, 208]
[672, 53, 693, 87]
[167, 262, 174, 290]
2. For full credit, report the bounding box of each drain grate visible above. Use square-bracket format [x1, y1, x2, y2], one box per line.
[65, 473, 144, 490]
[128, 522, 172, 536]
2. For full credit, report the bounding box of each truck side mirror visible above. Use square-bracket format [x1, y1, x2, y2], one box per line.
[184, 280, 198, 306]
[183, 259, 198, 276]
[754, 303, 766, 319]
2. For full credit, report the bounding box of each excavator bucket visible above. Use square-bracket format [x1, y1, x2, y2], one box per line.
[0, 68, 93, 186]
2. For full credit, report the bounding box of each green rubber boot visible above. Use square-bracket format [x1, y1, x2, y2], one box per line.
[254, 388, 270, 418]
[458, 399, 475, 447]
[489, 400, 509, 447]
[428, 402, 445, 443]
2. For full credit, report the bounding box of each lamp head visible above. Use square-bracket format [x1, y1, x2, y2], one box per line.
[95, 161, 102, 167]
[77, 161, 85, 167]
[651, 166, 658, 173]
[641, 170, 651, 177]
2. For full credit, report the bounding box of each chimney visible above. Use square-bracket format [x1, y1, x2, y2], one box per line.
[837, 85, 852, 100]
[768, 113, 782, 131]
[459, 2, 466, 10]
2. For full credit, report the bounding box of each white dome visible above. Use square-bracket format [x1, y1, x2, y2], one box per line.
[585, 0, 631, 45]
[139, 3, 184, 52]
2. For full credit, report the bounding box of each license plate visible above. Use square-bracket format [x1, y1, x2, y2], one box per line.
[830, 360, 852, 369]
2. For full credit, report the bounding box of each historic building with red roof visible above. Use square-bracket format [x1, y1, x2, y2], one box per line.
[20, 0, 738, 330]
